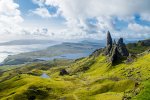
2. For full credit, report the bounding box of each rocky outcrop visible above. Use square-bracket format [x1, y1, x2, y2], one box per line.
[110, 46, 122, 64]
[117, 38, 129, 57]
[104, 31, 129, 64]
[59, 69, 69, 76]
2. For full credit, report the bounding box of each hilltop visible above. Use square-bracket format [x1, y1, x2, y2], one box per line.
[0, 32, 150, 100]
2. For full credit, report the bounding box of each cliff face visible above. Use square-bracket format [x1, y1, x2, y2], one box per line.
[104, 31, 129, 64]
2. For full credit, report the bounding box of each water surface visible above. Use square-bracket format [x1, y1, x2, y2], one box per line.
[0, 43, 59, 63]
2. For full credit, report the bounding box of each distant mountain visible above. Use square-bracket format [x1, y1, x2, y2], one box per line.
[0, 39, 56, 46]
[2, 41, 104, 65]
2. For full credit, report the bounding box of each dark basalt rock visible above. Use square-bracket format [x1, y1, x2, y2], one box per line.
[59, 69, 69, 76]
[110, 46, 122, 64]
[117, 38, 124, 45]
[104, 31, 129, 65]
[105, 31, 113, 55]
[117, 38, 129, 57]
[107, 31, 112, 46]
[113, 39, 116, 45]
[105, 44, 112, 55]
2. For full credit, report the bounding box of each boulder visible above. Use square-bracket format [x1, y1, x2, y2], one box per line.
[59, 69, 69, 76]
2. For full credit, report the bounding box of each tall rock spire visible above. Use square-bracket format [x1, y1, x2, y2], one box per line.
[105, 31, 113, 55]
[107, 31, 112, 46]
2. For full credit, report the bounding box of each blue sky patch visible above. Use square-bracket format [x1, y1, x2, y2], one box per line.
[45, 5, 59, 15]
[14, 0, 39, 15]
[134, 14, 150, 26]
[113, 17, 128, 31]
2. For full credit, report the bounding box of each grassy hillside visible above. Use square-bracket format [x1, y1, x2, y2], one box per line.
[0, 48, 150, 100]
[127, 39, 150, 54]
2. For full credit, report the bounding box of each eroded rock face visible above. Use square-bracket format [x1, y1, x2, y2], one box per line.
[104, 32, 129, 64]
[117, 38, 129, 57]
[113, 39, 116, 45]
[110, 46, 121, 64]
[117, 38, 123, 45]
[107, 31, 112, 46]
[105, 44, 112, 55]
[105, 31, 113, 55]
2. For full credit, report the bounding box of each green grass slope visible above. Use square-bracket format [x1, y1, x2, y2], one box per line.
[0, 50, 150, 100]
[127, 39, 150, 54]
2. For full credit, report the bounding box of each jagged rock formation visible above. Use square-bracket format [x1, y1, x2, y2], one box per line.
[110, 46, 122, 64]
[117, 38, 129, 57]
[104, 31, 129, 64]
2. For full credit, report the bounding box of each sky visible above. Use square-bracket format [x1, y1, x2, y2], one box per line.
[0, 0, 150, 42]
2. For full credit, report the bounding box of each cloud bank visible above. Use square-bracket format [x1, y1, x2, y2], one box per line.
[32, 0, 150, 39]
[0, 0, 150, 41]
[0, 0, 23, 35]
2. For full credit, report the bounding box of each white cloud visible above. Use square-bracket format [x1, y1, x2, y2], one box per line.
[128, 23, 150, 33]
[0, 0, 23, 36]
[141, 13, 150, 21]
[45, 0, 150, 19]
[31, 7, 59, 18]
[1, 0, 150, 41]
[32, 0, 45, 7]
[0, 0, 20, 16]
[31, 7, 51, 18]
[43, 0, 150, 39]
